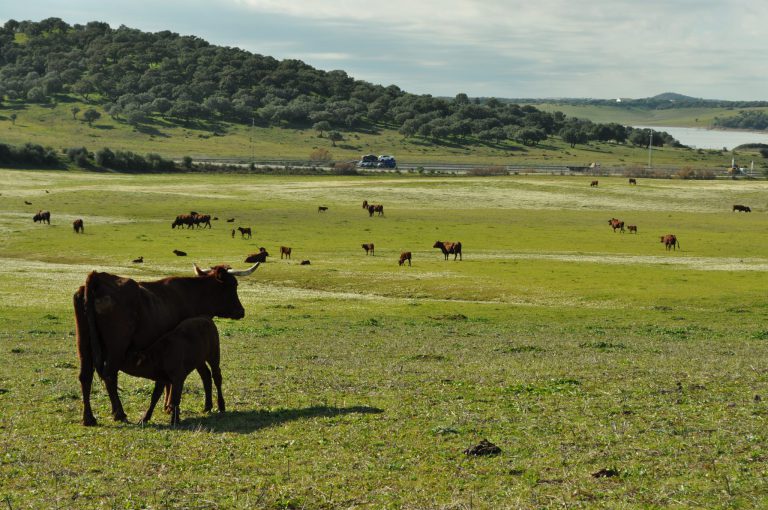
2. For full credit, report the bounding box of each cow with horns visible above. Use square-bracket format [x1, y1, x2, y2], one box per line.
[433, 240, 462, 261]
[73, 262, 259, 426]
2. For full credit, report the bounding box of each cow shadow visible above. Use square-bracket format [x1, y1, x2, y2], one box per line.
[181, 404, 384, 433]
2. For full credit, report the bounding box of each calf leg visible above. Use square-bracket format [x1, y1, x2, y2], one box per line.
[210, 362, 225, 413]
[169, 379, 184, 426]
[139, 381, 165, 424]
[197, 364, 214, 412]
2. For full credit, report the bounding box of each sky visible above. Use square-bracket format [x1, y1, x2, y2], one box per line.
[3, 0, 767, 101]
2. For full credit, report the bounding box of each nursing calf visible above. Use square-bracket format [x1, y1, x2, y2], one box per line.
[122, 316, 225, 426]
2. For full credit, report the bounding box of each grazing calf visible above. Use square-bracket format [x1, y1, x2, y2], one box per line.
[590, 180, 599, 187]
[362, 243, 375, 256]
[318, 206, 328, 212]
[33, 210, 51, 224]
[237, 227, 252, 239]
[628, 178, 637, 185]
[173, 249, 187, 257]
[433, 240, 462, 261]
[398, 251, 412, 266]
[733, 204, 751, 212]
[627, 225, 638, 234]
[660, 234, 680, 251]
[245, 248, 269, 263]
[608, 218, 625, 233]
[280, 246, 292, 259]
[122, 316, 224, 425]
[73, 218, 84, 233]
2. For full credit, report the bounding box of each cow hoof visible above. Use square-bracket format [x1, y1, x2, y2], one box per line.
[113, 412, 128, 423]
[82, 416, 98, 427]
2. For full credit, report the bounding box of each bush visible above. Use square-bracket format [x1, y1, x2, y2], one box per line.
[66, 147, 91, 167]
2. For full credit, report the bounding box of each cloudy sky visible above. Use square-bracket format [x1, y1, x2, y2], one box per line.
[3, 0, 766, 101]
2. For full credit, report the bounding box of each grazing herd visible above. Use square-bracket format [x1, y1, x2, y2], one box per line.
[21, 181, 754, 427]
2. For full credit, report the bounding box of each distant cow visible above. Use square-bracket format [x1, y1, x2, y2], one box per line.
[300, 260, 311, 265]
[173, 249, 187, 257]
[374, 204, 384, 216]
[73, 219, 84, 233]
[132, 256, 143, 264]
[122, 316, 225, 425]
[237, 227, 252, 239]
[628, 178, 637, 185]
[590, 180, 599, 187]
[280, 246, 292, 259]
[660, 234, 680, 251]
[362, 243, 375, 256]
[733, 205, 751, 212]
[226, 218, 235, 222]
[627, 225, 638, 234]
[608, 218, 625, 233]
[398, 251, 412, 266]
[362, 200, 369, 209]
[24, 200, 32, 205]
[172, 214, 194, 229]
[318, 206, 328, 213]
[193, 214, 211, 228]
[433, 240, 462, 261]
[33, 210, 51, 224]
[245, 248, 269, 263]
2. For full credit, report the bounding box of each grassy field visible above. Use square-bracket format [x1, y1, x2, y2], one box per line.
[0, 101, 759, 170]
[2, 169, 768, 508]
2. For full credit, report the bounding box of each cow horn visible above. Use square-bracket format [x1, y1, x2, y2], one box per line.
[193, 263, 211, 276]
[227, 262, 260, 277]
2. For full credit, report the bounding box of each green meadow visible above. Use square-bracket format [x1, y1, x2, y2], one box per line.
[2, 169, 768, 508]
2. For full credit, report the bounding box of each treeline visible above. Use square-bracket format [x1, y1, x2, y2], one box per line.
[0, 140, 177, 171]
[512, 94, 768, 110]
[713, 111, 768, 131]
[0, 18, 682, 150]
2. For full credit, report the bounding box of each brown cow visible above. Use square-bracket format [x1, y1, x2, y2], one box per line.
[73, 219, 84, 233]
[362, 243, 375, 256]
[280, 246, 292, 259]
[362, 200, 369, 209]
[73, 262, 259, 425]
[608, 218, 625, 233]
[367, 204, 375, 217]
[660, 234, 680, 251]
[398, 251, 412, 266]
[433, 240, 462, 261]
[733, 205, 751, 212]
[590, 180, 599, 187]
[122, 316, 224, 425]
[237, 227, 252, 239]
[627, 225, 638, 234]
[374, 204, 384, 216]
[193, 214, 212, 228]
[33, 210, 51, 224]
[172, 214, 194, 229]
[245, 248, 269, 263]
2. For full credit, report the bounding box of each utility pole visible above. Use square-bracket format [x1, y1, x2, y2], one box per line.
[647, 129, 653, 170]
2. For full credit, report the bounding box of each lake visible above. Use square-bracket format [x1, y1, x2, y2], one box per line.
[633, 125, 768, 150]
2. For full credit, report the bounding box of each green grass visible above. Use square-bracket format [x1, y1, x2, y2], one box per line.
[1, 101, 761, 169]
[2, 169, 768, 508]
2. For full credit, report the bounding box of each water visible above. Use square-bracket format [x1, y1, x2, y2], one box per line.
[633, 125, 768, 150]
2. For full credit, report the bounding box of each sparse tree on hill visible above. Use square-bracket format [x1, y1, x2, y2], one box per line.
[82, 108, 101, 127]
[71, 106, 80, 120]
[328, 130, 343, 147]
[313, 121, 331, 138]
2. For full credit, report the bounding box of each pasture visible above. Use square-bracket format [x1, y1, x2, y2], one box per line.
[1, 169, 768, 508]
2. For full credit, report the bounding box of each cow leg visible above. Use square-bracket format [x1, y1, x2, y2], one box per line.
[197, 364, 213, 412]
[74, 288, 98, 426]
[102, 370, 128, 422]
[139, 381, 165, 424]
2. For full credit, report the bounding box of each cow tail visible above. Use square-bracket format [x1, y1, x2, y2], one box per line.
[83, 273, 106, 379]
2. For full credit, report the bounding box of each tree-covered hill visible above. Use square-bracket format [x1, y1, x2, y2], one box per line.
[0, 18, 681, 151]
